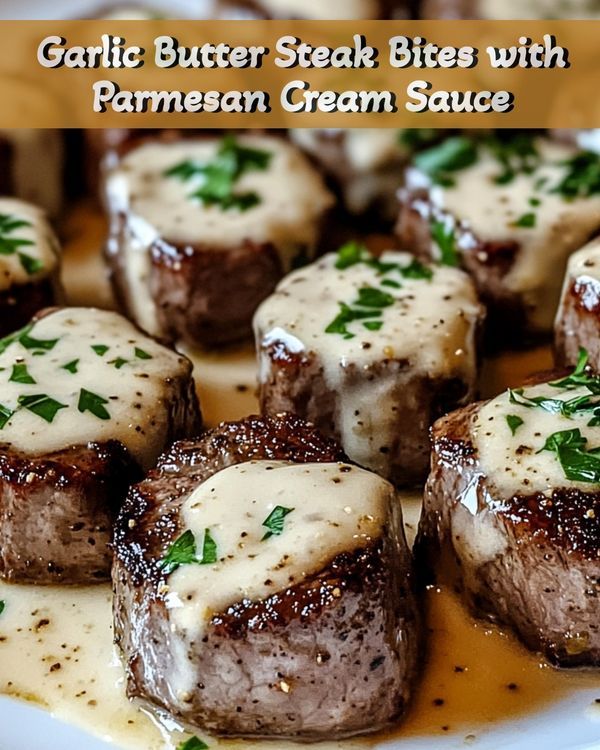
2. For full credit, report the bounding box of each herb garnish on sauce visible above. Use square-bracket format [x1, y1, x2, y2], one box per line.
[177, 737, 209, 750]
[165, 135, 272, 212]
[0, 213, 43, 276]
[160, 529, 218, 575]
[261, 505, 295, 541]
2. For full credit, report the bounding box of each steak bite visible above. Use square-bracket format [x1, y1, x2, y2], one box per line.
[113, 414, 420, 740]
[417, 362, 600, 666]
[555, 237, 600, 370]
[103, 134, 334, 347]
[0, 198, 62, 337]
[254, 243, 483, 485]
[0, 307, 201, 584]
[396, 133, 600, 342]
[214, 0, 412, 19]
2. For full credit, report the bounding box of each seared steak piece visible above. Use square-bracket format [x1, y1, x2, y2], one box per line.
[214, 0, 412, 19]
[0, 307, 201, 583]
[0, 130, 63, 218]
[254, 244, 483, 485]
[0, 198, 62, 337]
[113, 414, 420, 740]
[420, 0, 600, 18]
[555, 237, 600, 370]
[417, 365, 600, 666]
[103, 133, 334, 347]
[396, 133, 600, 344]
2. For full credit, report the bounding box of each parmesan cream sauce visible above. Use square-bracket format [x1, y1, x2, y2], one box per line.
[0, 197, 59, 291]
[167, 461, 391, 647]
[409, 138, 600, 332]
[1, 202, 598, 750]
[254, 251, 481, 476]
[473, 380, 600, 498]
[0, 307, 190, 470]
[105, 135, 333, 336]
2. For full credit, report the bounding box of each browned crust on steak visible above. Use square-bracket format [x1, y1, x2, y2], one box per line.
[216, 0, 413, 18]
[0, 441, 141, 583]
[113, 414, 420, 738]
[416, 401, 600, 666]
[555, 277, 600, 369]
[0, 350, 201, 584]
[258, 338, 477, 486]
[396, 190, 528, 347]
[419, 0, 475, 17]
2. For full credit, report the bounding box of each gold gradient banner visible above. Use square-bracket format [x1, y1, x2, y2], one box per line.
[0, 20, 598, 127]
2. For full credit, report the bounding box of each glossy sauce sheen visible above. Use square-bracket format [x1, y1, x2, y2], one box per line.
[0, 197, 59, 290]
[105, 135, 333, 336]
[255, 250, 480, 475]
[0, 307, 190, 470]
[168, 461, 390, 640]
[408, 138, 600, 331]
[0, 203, 598, 749]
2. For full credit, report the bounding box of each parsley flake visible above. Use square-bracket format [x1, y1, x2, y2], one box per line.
[177, 738, 209, 750]
[9, 363, 36, 384]
[91, 344, 109, 357]
[413, 136, 478, 187]
[62, 359, 79, 374]
[134, 347, 152, 360]
[431, 219, 459, 267]
[513, 212, 536, 228]
[552, 151, 600, 199]
[18, 393, 67, 423]
[0, 601, 4, 616]
[539, 427, 600, 483]
[505, 414, 524, 435]
[160, 529, 218, 575]
[109, 357, 128, 369]
[0, 404, 14, 429]
[0, 214, 41, 276]
[78, 389, 111, 420]
[262, 506, 294, 541]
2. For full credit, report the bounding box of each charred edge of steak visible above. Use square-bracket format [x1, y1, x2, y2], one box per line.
[114, 413, 347, 585]
[211, 541, 388, 637]
[500, 489, 600, 560]
[0, 279, 58, 338]
[396, 192, 543, 349]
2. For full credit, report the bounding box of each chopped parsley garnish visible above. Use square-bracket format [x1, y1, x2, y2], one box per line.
[62, 359, 79, 374]
[0, 404, 13, 429]
[134, 347, 152, 360]
[382, 279, 401, 289]
[262, 505, 294, 541]
[413, 136, 478, 187]
[109, 357, 128, 369]
[549, 348, 600, 392]
[0, 213, 41, 276]
[91, 344, 109, 357]
[9, 363, 36, 384]
[529, 197, 541, 207]
[18, 393, 67, 423]
[513, 212, 536, 228]
[506, 414, 524, 435]
[78, 389, 111, 420]
[430, 219, 459, 267]
[326, 303, 382, 340]
[485, 131, 539, 185]
[509, 387, 600, 419]
[177, 738, 209, 750]
[0, 601, 4, 616]
[0, 324, 58, 356]
[334, 240, 370, 270]
[165, 135, 272, 212]
[552, 151, 600, 199]
[400, 257, 434, 280]
[538, 427, 600, 483]
[363, 320, 383, 331]
[160, 528, 218, 575]
[355, 286, 394, 308]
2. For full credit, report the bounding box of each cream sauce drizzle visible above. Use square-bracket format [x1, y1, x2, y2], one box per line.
[105, 135, 333, 337]
[0, 307, 190, 470]
[0, 197, 59, 291]
[410, 138, 600, 332]
[168, 460, 390, 643]
[562, 235, 600, 283]
[474, 381, 600, 497]
[254, 251, 481, 477]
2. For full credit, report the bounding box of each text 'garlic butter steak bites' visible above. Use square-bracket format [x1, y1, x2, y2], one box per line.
[0, 307, 201, 584]
[417, 356, 600, 666]
[104, 134, 334, 347]
[0, 198, 62, 337]
[254, 243, 483, 485]
[113, 414, 420, 740]
[396, 133, 600, 343]
[555, 237, 600, 370]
